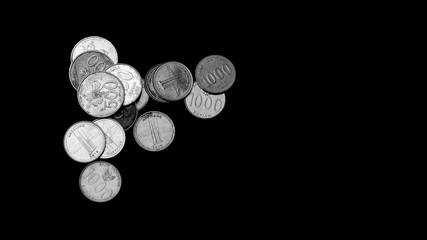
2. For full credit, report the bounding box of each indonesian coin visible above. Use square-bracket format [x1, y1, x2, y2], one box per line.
[112, 103, 138, 131]
[145, 64, 168, 103]
[133, 111, 175, 151]
[153, 61, 193, 101]
[93, 118, 125, 159]
[185, 82, 225, 119]
[71, 36, 118, 64]
[195, 55, 236, 94]
[106, 64, 142, 106]
[135, 87, 149, 111]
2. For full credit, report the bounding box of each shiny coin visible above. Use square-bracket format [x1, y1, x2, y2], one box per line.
[153, 62, 193, 101]
[195, 55, 236, 93]
[185, 82, 225, 119]
[69, 51, 114, 90]
[64, 121, 106, 163]
[79, 161, 121, 202]
[136, 87, 149, 111]
[71, 36, 118, 64]
[93, 118, 125, 159]
[133, 111, 175, 151]
[78, 72, 125, 118]
[112, 103, 138, 131]
[106, 64, 142, 106]
[145, 64, 168, 103]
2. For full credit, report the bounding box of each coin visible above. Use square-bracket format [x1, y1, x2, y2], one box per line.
[153, 62, 193, 101]
[112, 103, 138, 131]
[195, 55, 236, 93]
[133, 111, 175, 151]
[145, 64, 168, 103]
[185, 82, 226, 119]
[69, 51, 114, 90]
[93, 118, 125, 159]
[106, 64, 142, 106]
[64, 121, 106, 163]
[71, 36, 118, 64]
[79, 161, 121, 202]
[77, 72, 125, 118]
[136, 87, 149, 111]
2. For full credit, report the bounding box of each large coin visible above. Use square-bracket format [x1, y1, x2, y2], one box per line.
[69, 51, 114, 90]
[64, 121, 106, 163]
[195, 55, 236, 93]
[145, 64, 168, 103]
[153, 62, 193, 101]
[71, 36, 118, 64]
[79, 161, 121, 202]
[106, 64, 142, 106]
[93, 118, 125, 159]
[112, 103, 138, 131]
[77, 72, 125, 118]
[133, 111, 175, 151]
[136, 87, 149, 111]
[185, 82, 226, 119]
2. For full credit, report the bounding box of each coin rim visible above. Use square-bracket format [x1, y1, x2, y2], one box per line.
[70, 36, 118, 64]
[145, 64, 169, 103]
[184, 82, 226, 119]
[92, 118, 126, 159]
[135, 87, 150, 111]
[194, 55, 236, 94]
[106, 63, 143, 106]
[113, 102, 139, 131]
[153, 61, 194, 101]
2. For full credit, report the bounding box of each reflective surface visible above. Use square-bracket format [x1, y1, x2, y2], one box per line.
[195, 55, 236, 93]
[185, 82, 225, 119]
[153, 62, 193, 101]
[93, 118, 126, 159]
[106, 64, 142, 106]
[133, 111, 175, 151]
[71, 36, 118, 64]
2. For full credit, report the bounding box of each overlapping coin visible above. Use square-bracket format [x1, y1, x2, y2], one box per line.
[112, 103, 138, 131]
[145, 64, 168, 103]
[71, 36, 118, 64]
[195, 55, 236, 94]
[133, 111, 175, 151]
[106, 64, 142, 106]
[153, 61, 193, 101]
[136, 87, 149, 110]
[93, 118, 125, 159]
[185, 82, 225, 119]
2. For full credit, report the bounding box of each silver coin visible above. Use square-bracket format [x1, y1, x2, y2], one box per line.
[93, 118, 126, 159]
[136, 87, 149, 111]
[79, 161, 121, 202]
[71, 36, 118, 64]
[195, 55, 236, 93]
[185, 82, 225, 119]
[133, 111, 175, 151]
[145, 64, 168, 103]
[112, 103, 138, 131]
[77, 72, 125, 118]
[64, 121, 106, 163]
[153, 61, 193, 101]
[106, 64, 142, 106]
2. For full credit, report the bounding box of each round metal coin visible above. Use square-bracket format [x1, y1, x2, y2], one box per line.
[112, 103, 138, 131]
[93, 118, 126, 159]
[136, 87, 149, 111]
[133, 111, 175, 151]
[185, 82, 226, 119]
[153, 61, 193, 101]
[71, 36, 118, 64]
[195, 55, 236, 94]
[145, 64, 168, 103]
[106, 64, 142, 106]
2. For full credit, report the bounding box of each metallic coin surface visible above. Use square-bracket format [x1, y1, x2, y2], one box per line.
[93, 118, 126, 159]
[69, 51, 114, 90]
[64, 121, 106, 163]
[195, 55, 236, 93]
[136, 87, 149, 110]
[79, 161, 121, 202]
[112, 103, 138, 131]
[106, 64, 142, 106]
[133, 111, 175, 151]
[71, 36, 118, 64]
[185, 82, 226, 119]
[78, 72, 125, 118]
[145, 64, 168, 103]
[153, 62, 193, 101]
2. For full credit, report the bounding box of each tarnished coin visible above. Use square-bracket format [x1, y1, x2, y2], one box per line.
[185, 82, 226, 119]
[64, 121, 106, 163]
[69, 51, 114, 90]
[79, 161, 121, 202]
[136, 87, 149, 110]
[78, 72, 125, 118]
[145, 64, 168, 103]
[195, 55, 236, 93]
[133, 111, 175, 151]
[93, 118, 125, 159]
[71, 36, 118, 64]
[153, 62, 193, 101]
[112, 103, 138, 131]
[106, 64, 142, 106]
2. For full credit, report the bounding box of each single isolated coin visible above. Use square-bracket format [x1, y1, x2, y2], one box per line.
[133, 111, 175, 151]
[153, 61, 193, 101]
[195, 55, 236, 94]
[145, 64, 168, 103]
[106, 64, 142, 106]
[93, 118, 126, 159]
[64, 121, 106, 163]
[112, 103, 138, 131]
[79, 161, 121, 202]
[185, 82, 225, 119]
[71, 36, 118, 64]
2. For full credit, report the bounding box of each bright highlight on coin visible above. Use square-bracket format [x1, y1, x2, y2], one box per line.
[153, 62, 193, 101]
[185, 82, 225, 119]
[133, 111, 175, 151]
[71, 36, 118, 64]
[106, 64, 142, 106]
[195, 55, 236, 94]
[93, 118, 125, 159]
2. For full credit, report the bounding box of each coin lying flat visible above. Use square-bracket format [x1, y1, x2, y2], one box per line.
[69, 51, 114, 90]
[195, 55, 236, 94]
[185, 82, 226, 119]
[136, 87, 149, 111]
[93, 118, 125, 159]
[145, 64, 168, 103]
[78, 72, 125, 118]
[133, 111, 175, 151]
[64, 121, 106, 163]
[79, 161, 121, 202]
[153, 62, 193, 101]
[113, 103, 138, 131]
[106, 64, 142, 106]
[71, 36, 118, 64]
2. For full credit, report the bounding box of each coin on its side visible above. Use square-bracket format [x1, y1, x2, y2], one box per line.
[71, 36, 118, 64]
[112, 103, 138, 131]
[79, 161, 121, 202]
[133, 111, 175, 151]
[185, 82, 226, 119]
[145, 64, 168, 103]
[93, 118, 125, 159]
[136, 87, 149, 111]
[106, 64, 142, 106]
[195, 55, 236, 94]
[153, 61, 193, 101]
[64, 121, 106, 163]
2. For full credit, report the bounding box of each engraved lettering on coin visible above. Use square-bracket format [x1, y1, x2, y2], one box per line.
[112, 103, 138, 131]
[71, 36, 118, 64]
[185, 82, 225, 119]
[133, 111, 175, 151]
[145, 64, 168, 103]
[153, 62, 193, 101]
[106, 64, 142, 106]
[93, 118, 126, 159]
[195, 55, 236, 94]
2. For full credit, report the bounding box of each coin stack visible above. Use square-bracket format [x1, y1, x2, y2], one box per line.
[64, 36, 236, 202]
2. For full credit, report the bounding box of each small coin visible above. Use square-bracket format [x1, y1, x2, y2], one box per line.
[136, 87, 149, 111]
[195, 55, 236, 94]
[78, 72, 125, 118]
[71, 36, 118, 64]
[112, 103, 138, 131]
[106, 64, 142, 106]
[133, 111, 175, 151]
[64, 121, 106, 163]
[69, 51, 114, 90]
[79, 161, 121, 202]
[93, 118, 125, 159]
[145, 64, 168, 103]
[185, 82, 226, 119]
[153, 61, 193, 101]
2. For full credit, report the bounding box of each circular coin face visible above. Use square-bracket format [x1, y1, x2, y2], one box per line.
[79, 161, 121, 202]
[185, 82, 226, 119]
[145, 64, 168, 103]
[112, 103, 138, 131]
[71, 36, 118, 64]
[153, 62, 193, 101]
[106, 64, 142, 106]
[133, 111, 175, 151]
[136, 87, 149, 111]
[195, 55, 236, 93]
[69, 51, 114, 90]
[64, 121, 106, 163]
[93, 118, 126, 159]
[78, 72, 125, 118]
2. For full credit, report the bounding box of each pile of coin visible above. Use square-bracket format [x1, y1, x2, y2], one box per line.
[64, 36, 236, 202]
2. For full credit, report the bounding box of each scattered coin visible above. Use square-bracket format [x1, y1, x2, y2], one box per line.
[153, 61, 193, 101]
[106, 64, 142, 106]
[145, 64, 168, 103]
[195, 55, 236, 94]
[113, 103, 138, 131]
[133, 111, 175, 151]
[93, 118, 126, 159]
[185, 82, 225, 119]
[136, 87, 149, 111]
[71, 36, 118, 64]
